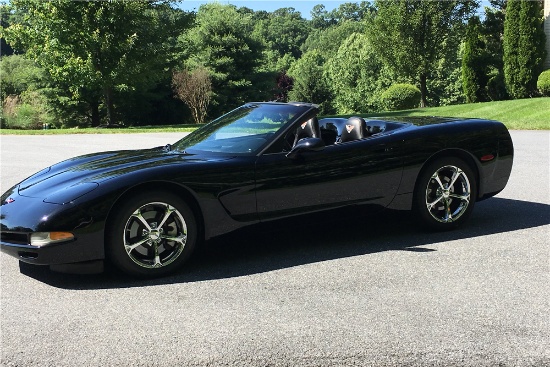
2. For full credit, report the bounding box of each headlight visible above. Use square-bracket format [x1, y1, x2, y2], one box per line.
[30, 232, 74, 247]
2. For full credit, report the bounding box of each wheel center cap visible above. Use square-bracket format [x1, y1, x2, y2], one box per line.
[149, 230, 160, 241]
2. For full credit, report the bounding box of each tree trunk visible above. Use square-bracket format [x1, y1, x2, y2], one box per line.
[420, 73, 428, 108]
[104, 86, 115, 125]
[90, 100, 100, 127]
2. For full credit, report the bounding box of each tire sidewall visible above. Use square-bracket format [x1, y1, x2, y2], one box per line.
[106, 191, 197, 277]
[414, 157, 477, 231]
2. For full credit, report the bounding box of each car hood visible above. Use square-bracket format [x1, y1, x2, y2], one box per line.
[15, 148, 234, 204]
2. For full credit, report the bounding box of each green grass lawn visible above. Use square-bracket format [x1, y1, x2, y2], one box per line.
[1, 97, 548, 134]
[359, 97, 550, 130]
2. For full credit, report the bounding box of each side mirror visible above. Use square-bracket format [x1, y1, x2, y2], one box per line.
[286, 138, 325, 159]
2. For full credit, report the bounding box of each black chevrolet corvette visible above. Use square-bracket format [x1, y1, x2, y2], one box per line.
[0, 102, 513, 277]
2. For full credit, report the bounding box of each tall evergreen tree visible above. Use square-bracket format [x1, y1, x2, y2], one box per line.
[503, 0, 546, 99]
[462, 16, 489, 103]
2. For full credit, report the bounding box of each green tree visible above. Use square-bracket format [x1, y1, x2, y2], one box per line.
[503, 0, 546, 99]
[3, 0, 187, 126]
[366, 0, 477, 107]
[179, 3, 263, 115]
[324, 33, 392, 114]
[287, 50, 333, 114]
[253, 7, 310, 72]
[310, 2, 374, 29]
[302, 20, 363, 55]
[462, 16, 489, 103]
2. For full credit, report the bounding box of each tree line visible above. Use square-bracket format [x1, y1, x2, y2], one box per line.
[0, 0, 547, 129]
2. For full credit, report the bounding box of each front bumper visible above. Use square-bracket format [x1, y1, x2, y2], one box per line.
[1, 233, 103, 265]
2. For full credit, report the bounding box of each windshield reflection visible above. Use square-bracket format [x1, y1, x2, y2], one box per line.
[173, 103, 309, 155]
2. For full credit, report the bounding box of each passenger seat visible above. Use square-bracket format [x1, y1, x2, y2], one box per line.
[339, 116, 367, 143]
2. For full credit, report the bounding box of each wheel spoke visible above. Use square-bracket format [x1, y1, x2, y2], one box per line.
[448, 168, 463, 188]
[431, 172, 445, 190]
[125, 237, 149, 254]
[152, 243, 162, 268]
[444, 199, 453, 222]
[162, 234, 187, 244]
[157, 204, 177, 230]
[131, 209, 152, 231]
[449, 193, 470, 202]
[427, 195, 444, 210]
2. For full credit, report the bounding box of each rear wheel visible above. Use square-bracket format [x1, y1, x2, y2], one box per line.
[414, 157, 477, 230]
[106, 191, 197, 277]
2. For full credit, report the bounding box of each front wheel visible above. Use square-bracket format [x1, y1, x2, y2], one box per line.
[106, 191, 197, 277]
[414, 157, 477, 230]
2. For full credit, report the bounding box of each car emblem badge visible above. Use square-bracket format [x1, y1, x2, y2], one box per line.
[346, 125, 355, 133]
[300, 122, 307, 129]
[5, 198, 15, 204]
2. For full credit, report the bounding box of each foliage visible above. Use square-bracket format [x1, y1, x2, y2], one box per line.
[366, 0, 477, 107]
[462, 16, 489, 103]
[486, 72, 508, 101]
[503, 0, 547, 99]
[253, 7, 310, 71]
[287, 50, 333, 114]
[301, 20, 363, 55]
[1, 90, 55, 129]
[0, 54, 60, 128]
[179, 3, 263, 116]
[324, 33, 391, 114]
[380, 84, 421, 111]
[0, 55, 48, 100]
[3, 0, 189, 126]
[172, 67, 212, 124]
[273, 72, 294, 102]
[537, 70, 550, 97]
[310, 2, 374, 30]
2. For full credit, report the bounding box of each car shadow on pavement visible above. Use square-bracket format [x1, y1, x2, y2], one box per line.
[18, 197, 550, 289]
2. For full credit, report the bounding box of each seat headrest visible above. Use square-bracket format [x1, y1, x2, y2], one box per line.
[340, 116, 366, 143]
[294, 117, 321, 146]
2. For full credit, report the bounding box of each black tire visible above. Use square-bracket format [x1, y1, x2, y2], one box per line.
[413, 157, 477, 231]
[106, 191, 197, 277]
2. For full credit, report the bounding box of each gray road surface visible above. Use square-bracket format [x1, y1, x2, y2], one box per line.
[0, 131, 549, 366]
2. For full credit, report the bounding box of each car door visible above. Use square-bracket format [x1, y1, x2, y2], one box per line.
[254, 133, 404, 221]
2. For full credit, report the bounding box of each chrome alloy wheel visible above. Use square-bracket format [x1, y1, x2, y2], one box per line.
[425, 165, 471, 223]
[123, 201, 187, 269]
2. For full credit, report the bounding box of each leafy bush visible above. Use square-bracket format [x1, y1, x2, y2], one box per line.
[2, 91, 56, 129]
[380, 84, 421, 111]
[537, 70, 550, 97]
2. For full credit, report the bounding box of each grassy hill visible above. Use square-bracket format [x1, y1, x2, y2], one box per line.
[358, 97, 549, 130]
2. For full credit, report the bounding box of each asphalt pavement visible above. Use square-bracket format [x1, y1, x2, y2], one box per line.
[0, 131, 548, 366]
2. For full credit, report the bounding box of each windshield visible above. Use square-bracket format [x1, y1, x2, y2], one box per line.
[173, 103, 310, 154]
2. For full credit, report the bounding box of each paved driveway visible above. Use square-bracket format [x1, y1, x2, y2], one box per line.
[1, 131, 548, 366]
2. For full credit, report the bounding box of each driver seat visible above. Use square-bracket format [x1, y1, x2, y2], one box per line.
[293, 117, 321, 146]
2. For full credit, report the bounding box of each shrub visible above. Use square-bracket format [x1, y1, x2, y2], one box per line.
[537, 70, 550, 97]
[486, 72, 509, 101]
[1, 92, 55, 129]
[380, 84, 421, 111]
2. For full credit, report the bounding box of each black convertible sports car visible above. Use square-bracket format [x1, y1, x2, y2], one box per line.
[1, 102, 513, 277]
